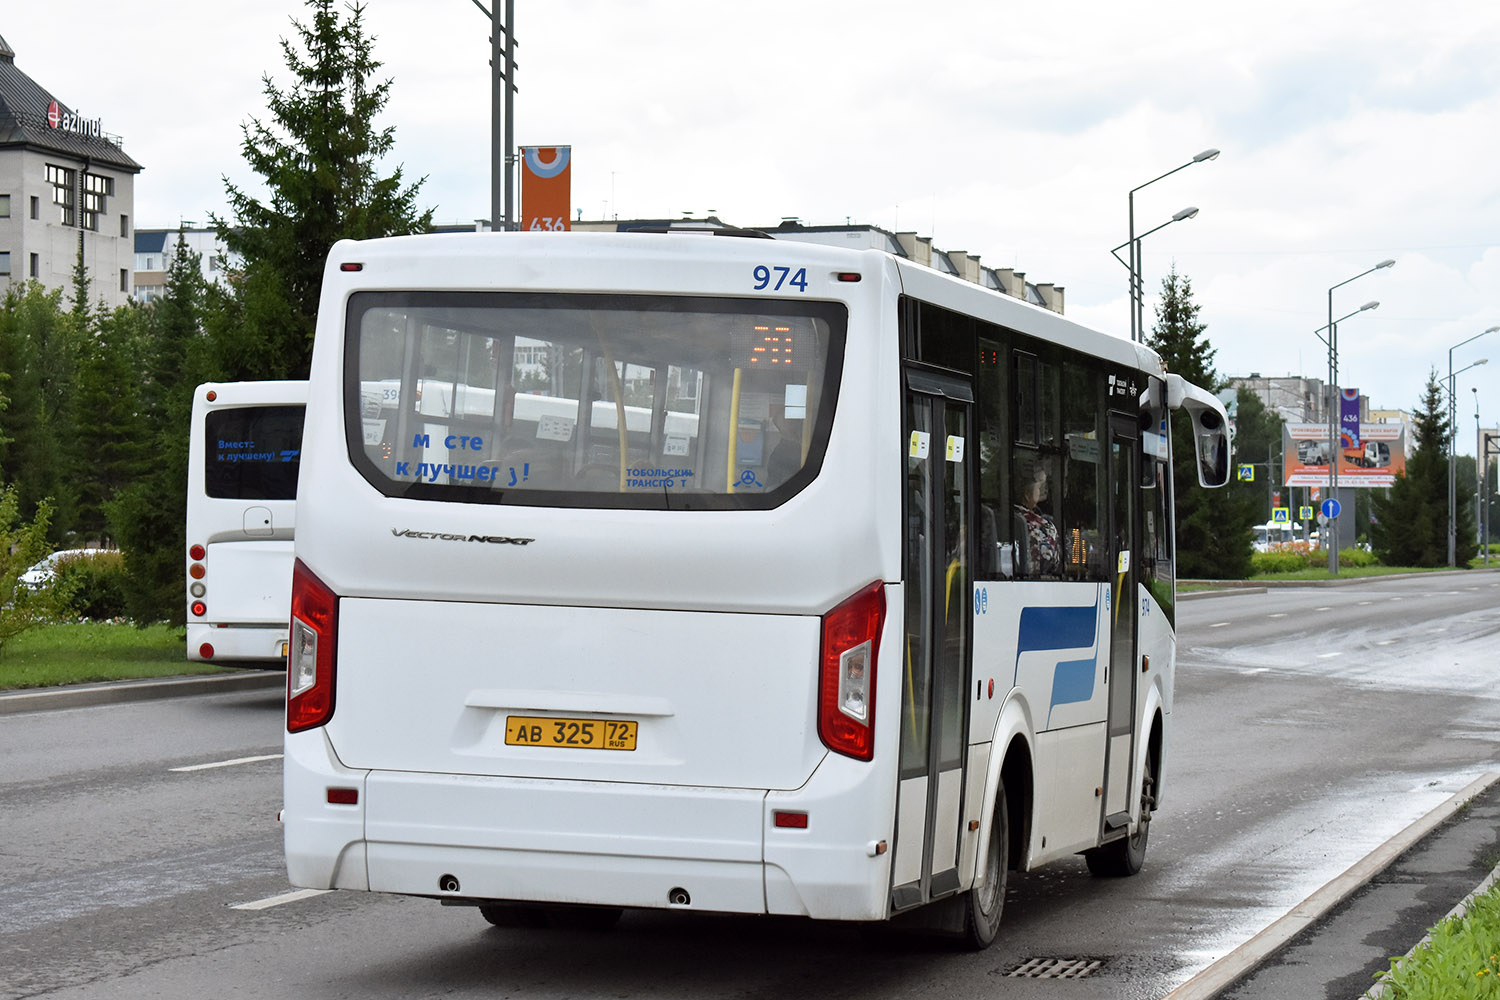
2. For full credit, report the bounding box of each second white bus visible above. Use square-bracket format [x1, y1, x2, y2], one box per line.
[187, 380, 307, 664]
[283, 232, 1228, 947]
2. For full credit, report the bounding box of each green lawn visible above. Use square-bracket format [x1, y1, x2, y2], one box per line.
[0, 622, 231, 690]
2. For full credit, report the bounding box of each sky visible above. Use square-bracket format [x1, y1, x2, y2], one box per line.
[8, 0, 1500, 453]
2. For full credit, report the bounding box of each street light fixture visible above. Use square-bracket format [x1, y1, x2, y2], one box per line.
[1111, 208, 1200, 307]
[1126, 149, 1219, 343]
[1323, 260, 1395, 575]
[1448, 326, 1499, 565]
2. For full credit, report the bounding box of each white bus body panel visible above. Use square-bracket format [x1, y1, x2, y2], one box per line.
[287, 234, 907, 921]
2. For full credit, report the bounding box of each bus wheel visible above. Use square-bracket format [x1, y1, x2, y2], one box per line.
[479, 902, 549, 928]
[961, 786, 1009, 950]
[1085, 756, 1154, 878]
[546, 905, 624, 931]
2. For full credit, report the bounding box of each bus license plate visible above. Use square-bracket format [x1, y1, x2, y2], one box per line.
[505, 716, 638, 751]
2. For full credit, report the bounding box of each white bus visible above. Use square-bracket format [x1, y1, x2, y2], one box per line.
[186, 380, 307, 664]
[284, 233, 1228, 947]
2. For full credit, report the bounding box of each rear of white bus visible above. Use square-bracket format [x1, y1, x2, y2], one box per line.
[186, 381, 306, 664]
[284, 233, 907, 923]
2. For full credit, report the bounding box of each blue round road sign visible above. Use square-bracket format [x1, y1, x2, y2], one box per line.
[1321, 498, 1341, 519]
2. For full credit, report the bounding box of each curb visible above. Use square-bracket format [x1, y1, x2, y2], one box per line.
[0, 670, 285, 715]
[1164, 771, 1500, 1000]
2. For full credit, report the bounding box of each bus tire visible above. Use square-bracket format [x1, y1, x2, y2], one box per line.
[960, 786, 1009, 950]
[1084, 754, 1154, 878]
[478, 902, 549, 928]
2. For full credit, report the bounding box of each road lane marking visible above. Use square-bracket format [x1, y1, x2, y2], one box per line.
[1268, 613, 1287, 619]
[1377, 639, 1397, 646]
[1240, 668, 1269, 675]
[170, 753, 283, 773]
[1358, 601, 1372, 606]
[1209, 622, 1230, 628]
[231, 888, 332, 911]
[1317, 652, 1342, 659]
[1316, 606, 1333, 612]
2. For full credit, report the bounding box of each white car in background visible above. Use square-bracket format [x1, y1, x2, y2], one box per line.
[19, 549, 109, 588]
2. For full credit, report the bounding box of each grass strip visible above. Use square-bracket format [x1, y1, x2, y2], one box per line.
[0, 622, 229, 690]
[1377, 880, 1500, 998]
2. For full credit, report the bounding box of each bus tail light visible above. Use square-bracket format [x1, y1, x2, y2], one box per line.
[288, 559, 339, 733]
[817, 582, 885, 761]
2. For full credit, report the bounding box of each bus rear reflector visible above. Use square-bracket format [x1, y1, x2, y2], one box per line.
[287, 559, 338, 733]
[817, 582, 885, 761]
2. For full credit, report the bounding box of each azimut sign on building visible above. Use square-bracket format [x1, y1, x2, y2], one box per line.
[45, 99, 102, 138]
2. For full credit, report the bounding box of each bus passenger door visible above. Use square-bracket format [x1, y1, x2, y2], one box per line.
[1102, 412, 1139, 830]
[891, 370, 973, 910]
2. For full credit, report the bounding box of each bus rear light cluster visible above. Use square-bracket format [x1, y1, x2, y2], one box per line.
[287, 559, 339, 733]
[817, 582, 885, 761]
[191, 600, 207, 618]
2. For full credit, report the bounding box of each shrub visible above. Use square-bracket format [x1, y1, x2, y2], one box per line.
[1339, 547, 1380, 568]
[55, 551, 129, 621]
[1251, 550, 1308, 574]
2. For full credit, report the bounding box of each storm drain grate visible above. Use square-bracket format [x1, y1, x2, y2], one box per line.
[1005, 957, 1106, 980]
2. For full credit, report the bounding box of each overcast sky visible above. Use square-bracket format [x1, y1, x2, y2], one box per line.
[8, 1, 1500, 451]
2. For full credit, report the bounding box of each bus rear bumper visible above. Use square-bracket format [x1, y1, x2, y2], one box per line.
[283, 737, 894, 921]
[187, 623, 290, 663]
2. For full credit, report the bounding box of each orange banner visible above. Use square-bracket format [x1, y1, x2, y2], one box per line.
[521, 146, 571, 232]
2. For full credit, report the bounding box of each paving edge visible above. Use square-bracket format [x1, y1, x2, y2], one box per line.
[1362, 852, 1500, 999]
[0, 670, 285, 714]
[1162, 770, 1500, 1000]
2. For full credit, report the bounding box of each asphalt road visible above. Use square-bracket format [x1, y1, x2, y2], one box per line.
[2, 570, 1497, 999]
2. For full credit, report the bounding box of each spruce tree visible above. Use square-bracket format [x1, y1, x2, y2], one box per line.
[1370, 372, 1475, 566]
[1147, 268, 1257, 579]
[106, 234, 216, 625]
[211, 0, 433, 380]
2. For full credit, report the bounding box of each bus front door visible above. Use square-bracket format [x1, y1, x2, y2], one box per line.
[1102, 412, 1140, 831]
[891, 370, 973, 910]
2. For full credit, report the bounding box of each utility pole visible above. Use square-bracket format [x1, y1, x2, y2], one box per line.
[475, 0, 517, 231]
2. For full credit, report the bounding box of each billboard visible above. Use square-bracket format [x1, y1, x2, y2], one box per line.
[521, 146, 571, 232]
[1283, 422, 1407, 487]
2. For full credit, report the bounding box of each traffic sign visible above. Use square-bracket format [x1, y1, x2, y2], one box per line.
[1321, 498, 1341, 519]
[1237, 464, 1254, 482]
[1300, 505, 1314, 521]
[1272, 507, 1290, 523]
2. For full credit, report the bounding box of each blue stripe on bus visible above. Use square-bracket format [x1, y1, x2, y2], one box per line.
[1048, 657, 1097, 727]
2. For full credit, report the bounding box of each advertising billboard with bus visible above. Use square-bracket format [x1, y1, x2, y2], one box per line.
[1283, 422, 1406, 487]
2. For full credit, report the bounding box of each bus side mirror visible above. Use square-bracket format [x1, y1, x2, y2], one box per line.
[1164, 374, 1232, 489]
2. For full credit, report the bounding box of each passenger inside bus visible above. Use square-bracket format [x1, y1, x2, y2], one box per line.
[1013, 458, 1063, 579]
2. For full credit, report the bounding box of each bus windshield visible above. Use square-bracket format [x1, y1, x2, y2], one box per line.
[345, 292, 847, 509]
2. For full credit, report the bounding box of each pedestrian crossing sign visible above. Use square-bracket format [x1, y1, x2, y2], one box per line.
[1300, 505, 1314, 521]
[1237, 464, 1254, 482]
[1272, 507, 1290, 523]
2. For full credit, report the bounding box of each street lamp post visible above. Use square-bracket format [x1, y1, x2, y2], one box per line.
[1446, 328, 1494, 566]
[1126, 149, 1219, 343]
[1321, 260, 1395, 574]
[472, 0, 517, 231]
[1475, 388, 1483, 556]
[1447, 326, 1499, 566]
[1112, 207, 1199, 334]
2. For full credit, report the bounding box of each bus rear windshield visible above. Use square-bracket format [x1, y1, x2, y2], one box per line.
[204, 406, 305, 500]
[343, 292, 847, 510]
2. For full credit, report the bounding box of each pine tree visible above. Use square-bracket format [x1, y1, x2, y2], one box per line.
[1370, 372, 1475, 566]
[0, 282, 77, 538]
[211, 0, 433, 380]
[106, 234, 216, 625]
[72, 303, 151, 544]
[1147, 268, 1257, 579]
